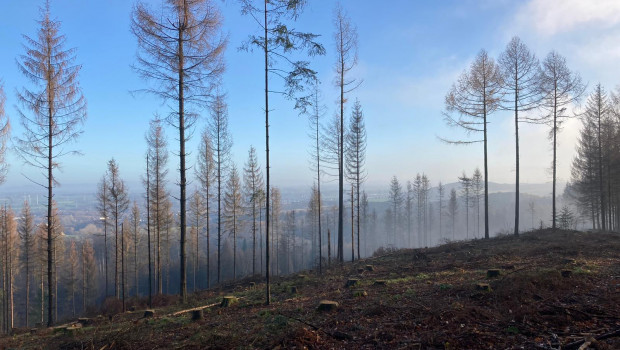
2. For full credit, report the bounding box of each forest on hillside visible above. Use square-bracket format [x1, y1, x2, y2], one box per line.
[0, 0, 618, 333]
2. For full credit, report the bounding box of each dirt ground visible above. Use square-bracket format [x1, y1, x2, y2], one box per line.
[1, 229, 619, 349]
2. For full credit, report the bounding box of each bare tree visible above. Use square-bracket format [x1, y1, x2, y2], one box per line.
[345, 99, 367, 259]
[538, 51, 585, 230]
[105, 159, 129, 299]
[458, 172, 472, 239]
[196, 130, 214, 288]
[224, 164, 243, 281]
[188, 190, 203, 291]
[442, 50, 502, 239]
[81, 239, 96, 312]
[132, 0, 226, 303]
[405, 181, 414, 248]
[437, 182, 445, 240]
[333, 4, 360, 263]
[96, 177, 111, 297]
[499, 37, 542, 236]
[471, 168, 483, 238]
[145, 117, 169, 295]
[240, 0, 325, 304]
[130, 202, 141, 296]
[448, 189, 458, 240]
[18, 201, 36, 327]
[15, 3, 87, 326]
[67, 241, 78, 317]
[306, 82, 325, 273]
[388, 176, 403, 246]
[243, 146, 263, 276]
[1, 207, 18, 332]
[207, 94, 232, 284]
[0, 82, 9, 183]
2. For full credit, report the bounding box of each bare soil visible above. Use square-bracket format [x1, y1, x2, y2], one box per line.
[2, 229, 619, 349]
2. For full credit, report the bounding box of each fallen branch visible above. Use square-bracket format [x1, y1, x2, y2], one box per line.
[563, 328, 620, 350]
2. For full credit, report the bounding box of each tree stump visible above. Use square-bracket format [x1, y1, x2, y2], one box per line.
[476, 283, 491, 291]
[345, 278, 360, 288]
[353, 289, 367, 297]
[78, 318, 93, 326]
[374, 280, 387, 286]
[317, 300, 338, 312]
[191, 309, 204, 321]
[220, 296, 238, 307]
[143, 309, 155, 318]
[365, 265, 374, 271]
[487, 269, 501, 278]
[249, 282, 256, 289]
[290, 286, 298, 294]
[561, 270, 572, 278]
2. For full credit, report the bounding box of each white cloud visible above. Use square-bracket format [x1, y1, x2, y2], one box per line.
[513, 0, 620, 37]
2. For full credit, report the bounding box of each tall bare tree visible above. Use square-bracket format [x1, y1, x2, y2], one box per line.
[196, 130, 214, 288]
[224, 164, 243, 281]
[443, 50, 502, 239]
[333, 4, 360, 263]
[105, 159, 129, 299]
[437, 182, 445, 240]
[18, 201, 36, 327]
[448, 189, 458, 240]
[243, 146, 263, 276]
[145, 117, 169, 295]
[96, 177, 111, 297]
[15, 3, 87, 326]
[498, 37, 542, 236]
[240, 0, 325, 304]
[388, 176, 403, 246]
[207, 94, 232, 284]
[188, 190, 203, 291]
[458, 172, 472, 239]
[345, 99, 367, 259]
[130, 202, 141, 296]
[538, 51, 585, 230]
[306, 82, 325, 272]
[67, 241, 78, 317]
[81, 239, 96, 312]
[0, 82, 9, 183]
[132, 0, 226, 303]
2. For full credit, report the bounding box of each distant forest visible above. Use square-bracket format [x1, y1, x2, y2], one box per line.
[0, 0, 618, 332]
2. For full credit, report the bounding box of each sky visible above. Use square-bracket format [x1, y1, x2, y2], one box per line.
[1, 0, 620, 195]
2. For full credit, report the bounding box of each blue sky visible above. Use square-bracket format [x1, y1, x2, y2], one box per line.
[1, 0, 620, 194]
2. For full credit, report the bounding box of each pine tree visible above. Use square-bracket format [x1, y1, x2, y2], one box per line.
[243, 146, 263, 276]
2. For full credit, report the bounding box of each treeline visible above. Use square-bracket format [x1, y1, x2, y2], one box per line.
[442, 37, 587, 236]
[0, 0, 371, 326]
[567, 85, 620, 231]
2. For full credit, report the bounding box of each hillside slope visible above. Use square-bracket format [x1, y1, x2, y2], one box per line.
[2, 229, 619, 349]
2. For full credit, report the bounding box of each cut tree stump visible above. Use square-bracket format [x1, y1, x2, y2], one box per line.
[476, 283, 491, 291]
[487, 269, 501, 278]
[374, 280, 387, 286]
[191, 309, 203, 321]
[143, 310, 155, 318]
[220, 296, 238, 307]
[561, 270, 572, 278]
[317, 300, 339, 312]
[290, 286, 298, 294]
[345, 278, 360, 287]
[365, 265, 374, 271]
[353, 289, 368, 297]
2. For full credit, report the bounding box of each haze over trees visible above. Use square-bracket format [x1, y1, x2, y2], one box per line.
[1, 1, 619, 332]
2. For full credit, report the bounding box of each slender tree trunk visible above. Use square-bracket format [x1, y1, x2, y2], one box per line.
[514, 73, 520, 236]
[264, 1, 271, 305]
[146, 156, 152, 308]
[121, 223, 125, 312]
[47, 92, 54, 327]
[483, 88, 489, 239]
[351, 184, 354, 262]
[178, 10, 188, 303]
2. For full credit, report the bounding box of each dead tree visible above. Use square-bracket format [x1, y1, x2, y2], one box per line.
[132, 0, 226, 303]
[442, 50, 502, 239]
[15, 3, 87, 326]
